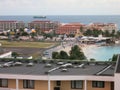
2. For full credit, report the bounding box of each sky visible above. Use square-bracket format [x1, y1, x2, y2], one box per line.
[0, 0, 120, 15]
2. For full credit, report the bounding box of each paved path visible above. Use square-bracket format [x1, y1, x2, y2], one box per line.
[43, 41, 79, 59]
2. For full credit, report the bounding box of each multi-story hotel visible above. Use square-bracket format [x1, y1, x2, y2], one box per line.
[56, 23, 86, 35]
[88, 23, 118, 32]
[0, 55, 120, 90]
[28, 20, 60, 33]
[0, 21, 25, 31]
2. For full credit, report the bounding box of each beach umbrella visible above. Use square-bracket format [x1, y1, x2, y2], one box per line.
[27, 29, 31, 34]
[31, 29, 36, 33]
[24, 28, 28, 32]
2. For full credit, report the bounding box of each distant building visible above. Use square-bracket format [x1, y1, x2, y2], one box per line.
[28, 20, 60, 33]
[0, 21, 25, 31]
[88, 23, 118, 32]
[56, 23, 86, 35]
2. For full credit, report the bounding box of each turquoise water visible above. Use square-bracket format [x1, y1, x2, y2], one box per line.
[84, 45, 120, 61]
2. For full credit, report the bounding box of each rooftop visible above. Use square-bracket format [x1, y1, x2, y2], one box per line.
[0, 60, 116, 76]
[115, 55, 120, 73]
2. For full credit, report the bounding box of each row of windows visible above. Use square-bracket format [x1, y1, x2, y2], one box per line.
[0, 79, 105, 89]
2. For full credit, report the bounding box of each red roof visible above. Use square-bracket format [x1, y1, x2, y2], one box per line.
[31, 20, 50, 23]
[0, 20, 17, 22]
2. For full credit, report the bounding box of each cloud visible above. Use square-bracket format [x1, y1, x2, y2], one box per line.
[0, 0, 120, 15]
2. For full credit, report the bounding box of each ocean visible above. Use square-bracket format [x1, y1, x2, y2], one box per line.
[83, 45, 120, 61]
[0, 15, 120, 28]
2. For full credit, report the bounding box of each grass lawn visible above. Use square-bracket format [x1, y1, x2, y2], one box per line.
[0, 40, 57, 48]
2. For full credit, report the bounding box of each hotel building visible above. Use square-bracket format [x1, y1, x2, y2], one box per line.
[28, 21, 60, 33]
[88, 23, 118, 32]
[56, 23, 86, 35]
[0, 21, 25, 31]
[0, 55, 120, 90]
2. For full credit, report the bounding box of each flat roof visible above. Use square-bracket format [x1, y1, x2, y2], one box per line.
[0, 60, 116, 76]
[115, 55, 120, 73]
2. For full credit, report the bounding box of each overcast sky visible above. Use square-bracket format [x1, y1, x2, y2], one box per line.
[0, 0, 120, 15]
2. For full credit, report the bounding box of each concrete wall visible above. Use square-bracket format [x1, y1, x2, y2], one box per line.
[0, 79, 112, 90]
[115, 73, 120, 90]
[8, 79, 16, 89]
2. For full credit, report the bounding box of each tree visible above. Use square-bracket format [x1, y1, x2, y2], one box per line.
[90, 58, 96, 61]
[80, 26, 84, 33]
[21, 32, 29, 36]
[59, 51, 69, 59]
[69, 45, 86, 60]
[12, 52, 19, 58]
[111, 30, 115, 37]
[83, 29, 93, 36]
[103, 30, 110, 37]
[115, 31, 120, 39]
[52, 52, 59, 59]
[52, 45, 86, 60]
[31, 32, 36, 39]
[92, 29, 103, 37]
[43, 33, 53, 39]
[69, 34, 75, 37]
[111, 54, 118, 61]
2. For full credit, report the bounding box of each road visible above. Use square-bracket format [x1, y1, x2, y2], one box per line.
[43, 40, 79, 59]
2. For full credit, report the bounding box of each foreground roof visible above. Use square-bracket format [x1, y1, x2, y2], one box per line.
[0, 60, 116, 76]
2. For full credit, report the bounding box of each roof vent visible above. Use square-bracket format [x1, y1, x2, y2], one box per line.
[45, 63, 52, 67]
[14, 62, 22, 66]
[78, 64, 85, 67]
[3, 61, 13, 67]
[26, 62, 34, 67]
[62, 63, 73, 68]
[74, 64, 85, 68]
[57, 62, 64, 65]
[61, 68, 68, 72]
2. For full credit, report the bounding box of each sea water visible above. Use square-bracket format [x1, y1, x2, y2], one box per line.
[0, 15, 120, 28]
[84, 45, 120, 61]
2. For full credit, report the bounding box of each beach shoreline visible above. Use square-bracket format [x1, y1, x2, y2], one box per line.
[81, 44, 98, 60]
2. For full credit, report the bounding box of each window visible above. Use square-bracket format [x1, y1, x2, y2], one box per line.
[92, 81, 105, 88]
[71, 80, 83, 89]
[56, 81, 61, 86]
[0, 79, 8, 87]
[23, 80, 34, 89]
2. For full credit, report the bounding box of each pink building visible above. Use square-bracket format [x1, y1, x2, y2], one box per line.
[0, 21, 25, 31]
[56, 23, 86, 35]
[28, 20, 60, 33]
[88, 23, 118, 32]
